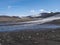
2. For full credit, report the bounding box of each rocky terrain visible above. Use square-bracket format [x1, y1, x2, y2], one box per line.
[0, 29, 60, 45]
[0, 12, 60, 45]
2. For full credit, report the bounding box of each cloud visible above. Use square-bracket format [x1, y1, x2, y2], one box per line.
[30, 9, 39, 15]
[55, 9, 58, 12]
[47, 11, 51, 13]
[30, 10, 35, 13]
[39, 9, 51, 13]
[8, 6, 12, 9]
[39, 9, 45, 12]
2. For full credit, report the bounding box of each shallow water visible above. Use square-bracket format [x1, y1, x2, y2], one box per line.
[0, 23, 60, 32]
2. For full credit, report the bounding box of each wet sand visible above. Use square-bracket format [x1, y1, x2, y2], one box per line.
[0, 29, 60, 45]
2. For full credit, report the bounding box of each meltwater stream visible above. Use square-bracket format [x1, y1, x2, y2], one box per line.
[0, 23, 60, 32]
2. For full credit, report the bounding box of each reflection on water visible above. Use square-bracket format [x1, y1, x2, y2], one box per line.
[0, 23, 60, 32]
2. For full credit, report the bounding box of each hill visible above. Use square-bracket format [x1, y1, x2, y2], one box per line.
[0, 16, 35, 23]
[0, 12, 60, 23]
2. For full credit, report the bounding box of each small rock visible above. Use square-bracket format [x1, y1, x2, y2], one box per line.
[28, 35, 31, 39]
[36, 33, 39, 35]
[0, 43, 2, 45]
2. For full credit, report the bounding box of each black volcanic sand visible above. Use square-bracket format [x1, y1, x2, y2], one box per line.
[0, 29, 60, 45]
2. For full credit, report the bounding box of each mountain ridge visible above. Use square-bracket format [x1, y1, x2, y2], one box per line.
[0, 12, 60, 23]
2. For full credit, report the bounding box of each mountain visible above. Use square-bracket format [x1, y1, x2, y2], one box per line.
[39, 12, 60, 18]
[19, 12, 60, 25]
[27, 12, 60, 18]
[0, 12, 60, 23]
[0, 15, 35, 23]
[0, 16, 21, 22]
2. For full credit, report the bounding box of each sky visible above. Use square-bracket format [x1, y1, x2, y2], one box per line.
[0, 0, 60, 16]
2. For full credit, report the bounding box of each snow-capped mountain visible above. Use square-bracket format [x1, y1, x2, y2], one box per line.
[20, 12, 60, 25]
[0, 12, 60, 25]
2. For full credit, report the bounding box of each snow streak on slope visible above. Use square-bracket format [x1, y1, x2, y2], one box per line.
[21, 14, 60, 25]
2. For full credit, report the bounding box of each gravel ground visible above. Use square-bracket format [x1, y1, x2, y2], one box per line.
[0, 29, 60, 45]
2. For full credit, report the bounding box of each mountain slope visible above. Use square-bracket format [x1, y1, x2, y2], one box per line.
[0, 12, 60, 25]
[21, 14, 60, 25]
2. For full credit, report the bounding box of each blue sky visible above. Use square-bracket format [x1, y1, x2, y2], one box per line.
[0, 0, 60, 16]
